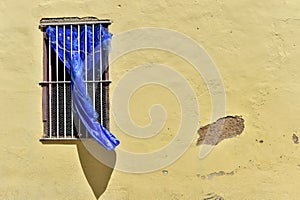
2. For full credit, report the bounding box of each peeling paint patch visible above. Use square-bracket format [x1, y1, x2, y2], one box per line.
[207, 171, 234, 180]
[203, 193, 224, 200]
[197, 115, 245, 145]
[199, 170, 235, 180]
[292, 133, 299, 144]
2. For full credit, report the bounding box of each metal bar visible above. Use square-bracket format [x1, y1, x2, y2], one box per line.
[48, 29, 52, 138]
[40, 138, 93, 141]
[56, 25, 59, 138]
[92, 25, 96, 115]
[85, 25, 88, 95]
[40, 81, 71, 84]
[77, 24, 81, 135]
[71, 25, 74, 138]
[103, 26, 110, 130]
[106, 56, 110, 130]
[99, 25, 103, 125]
[39, 80, 111, 84]
[85, 24, 88, 138]
[63, 25, 67, 138]
[42, 32, 49, 137]
[104, 42, 110, 130]
[84, 80, 112, 83]
[40, 20, 111, 27]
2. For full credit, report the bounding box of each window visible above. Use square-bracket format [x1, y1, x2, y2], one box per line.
[39, 17, 112, 141]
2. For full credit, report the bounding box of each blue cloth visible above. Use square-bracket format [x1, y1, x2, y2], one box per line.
[46, 25, 119, 150]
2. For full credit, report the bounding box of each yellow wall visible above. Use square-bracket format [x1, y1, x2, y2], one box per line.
[1, 0, 300, 199]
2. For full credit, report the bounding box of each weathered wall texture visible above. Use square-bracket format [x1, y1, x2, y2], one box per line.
[1, 0, 300, 199]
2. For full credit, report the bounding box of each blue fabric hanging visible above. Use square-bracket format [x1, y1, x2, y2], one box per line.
[46, 25, 119, 150]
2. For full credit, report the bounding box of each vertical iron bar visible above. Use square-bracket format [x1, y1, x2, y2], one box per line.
[48, 29, 52, 138]
[104, 25, 110, 130]
[85, 25, 88, 95]
[63, 25, 66, 138]
[92, 25, 95, 138]
[56, 26, 59, 138]
[106, 52, 110, 130]
[99, 25, 103, 125]
[92, 25, 95, 110]
[42, 32, 49, 137]
[85, 25, 88, 138]
[77, 25, 81, 135]
[71, 25, 74, 138]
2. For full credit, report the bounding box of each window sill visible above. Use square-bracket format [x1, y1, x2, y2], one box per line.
[40, 137, 95, 145]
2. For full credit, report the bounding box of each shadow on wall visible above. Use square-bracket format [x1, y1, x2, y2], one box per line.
[76, 141, 116, 199]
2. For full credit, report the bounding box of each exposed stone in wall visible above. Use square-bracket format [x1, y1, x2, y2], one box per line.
[197, 115, 245, 146]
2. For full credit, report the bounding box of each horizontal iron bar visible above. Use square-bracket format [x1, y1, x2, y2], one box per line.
[40, 137, 95, 141]
[39, 20, 111, 27]
[40, 137, 78, 139]
[39, 80, 111, 85]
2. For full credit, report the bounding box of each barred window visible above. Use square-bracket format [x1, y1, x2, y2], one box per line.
[39, 17, 111, 141]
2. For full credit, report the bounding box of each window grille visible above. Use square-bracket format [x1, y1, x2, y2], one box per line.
[39, 17, 111, 140]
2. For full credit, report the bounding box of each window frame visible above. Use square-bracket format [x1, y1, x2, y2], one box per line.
[39, 17, 112, 141]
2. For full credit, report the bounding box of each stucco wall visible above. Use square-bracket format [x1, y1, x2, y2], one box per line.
[1, 0, 300, 199]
